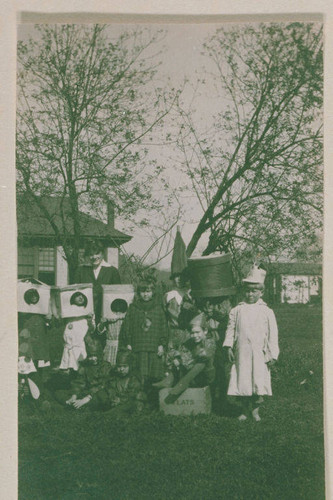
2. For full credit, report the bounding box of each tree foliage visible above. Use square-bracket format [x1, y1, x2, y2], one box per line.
[176, 23, 323, 269]
[17, 24, 179, 277]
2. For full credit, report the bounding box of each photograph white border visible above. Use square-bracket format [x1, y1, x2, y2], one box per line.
[1, 2, 332, 499]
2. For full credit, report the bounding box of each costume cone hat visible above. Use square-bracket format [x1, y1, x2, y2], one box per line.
[170, 226, 187, 278]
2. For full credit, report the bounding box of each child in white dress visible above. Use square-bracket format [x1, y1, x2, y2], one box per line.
[223, 264, 279, 421]
[59, 292, 94, 372]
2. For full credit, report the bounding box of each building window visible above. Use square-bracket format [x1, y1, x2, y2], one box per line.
[38, 248, 55, 285]
[18, 247, 35, 279]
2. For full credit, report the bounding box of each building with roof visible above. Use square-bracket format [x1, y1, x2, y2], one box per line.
[265, 262, 322, 304]
[17, 195, 132, 285]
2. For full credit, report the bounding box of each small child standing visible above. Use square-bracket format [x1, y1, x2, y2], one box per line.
[223, 264, 279, 422]
[59, 292, 94, 372]
[119, 272, 168, 387]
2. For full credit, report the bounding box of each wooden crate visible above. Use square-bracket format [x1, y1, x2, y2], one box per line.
[159, 387, 212, 416]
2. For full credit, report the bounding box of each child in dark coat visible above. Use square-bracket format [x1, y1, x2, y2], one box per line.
[119, 274, 168, 386]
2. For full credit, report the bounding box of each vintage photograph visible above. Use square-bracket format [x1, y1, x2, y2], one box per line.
[16, 21, 324, 498]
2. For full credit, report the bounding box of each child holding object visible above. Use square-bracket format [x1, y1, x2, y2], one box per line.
[223, 264, 279, 422]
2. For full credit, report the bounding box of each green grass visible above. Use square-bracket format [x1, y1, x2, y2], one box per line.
[19, 305, 325, 500]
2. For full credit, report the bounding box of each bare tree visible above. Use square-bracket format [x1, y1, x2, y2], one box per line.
[175, 23, 323, 267]
[17, 24, 180, 279]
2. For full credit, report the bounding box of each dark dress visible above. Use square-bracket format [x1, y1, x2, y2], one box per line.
[119, 296, 168, 381]
[73, 264, 121, 324]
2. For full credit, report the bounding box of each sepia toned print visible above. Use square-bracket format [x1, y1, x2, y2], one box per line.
[16, 22, 324, 499]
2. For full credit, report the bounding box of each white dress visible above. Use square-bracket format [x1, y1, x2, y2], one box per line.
[59, 318, 88, 371]
[223, 299, 279, 396]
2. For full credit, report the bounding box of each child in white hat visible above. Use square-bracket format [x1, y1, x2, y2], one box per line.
[223, 264, 279, 421]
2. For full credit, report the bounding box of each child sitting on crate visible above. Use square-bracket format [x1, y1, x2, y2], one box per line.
[59, 291, 94, 372]
[119, 271, 168, 393]
[55, 335, 113, 411]
[223, 264, 279, 422]
[155, 313, 216, 404]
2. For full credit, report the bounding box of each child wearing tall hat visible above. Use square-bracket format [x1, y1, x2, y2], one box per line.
[119, 270, 168, 390]
[223, 264, 279, 421]
[185, 253, 237, 412]
[59, 291, 94, 372]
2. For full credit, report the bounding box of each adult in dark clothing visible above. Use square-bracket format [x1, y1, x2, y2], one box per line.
[73, 240, 121, 327]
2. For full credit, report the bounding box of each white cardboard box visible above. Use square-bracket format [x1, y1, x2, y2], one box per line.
[53, 284, 94, 318]
[159, 387, 212, 416]
[17, 280, 51, 315]
[102, 284, 135, 320]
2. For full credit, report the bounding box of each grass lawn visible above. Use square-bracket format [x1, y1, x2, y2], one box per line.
[19, 305, 325, 500]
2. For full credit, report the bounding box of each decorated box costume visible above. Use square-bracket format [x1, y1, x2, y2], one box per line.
[98, 285, 135, 366]
[54, 285, 95, 371]
[18, 280, 51, 369]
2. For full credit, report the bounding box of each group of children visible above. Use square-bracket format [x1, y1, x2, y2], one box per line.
[18, 261, 279, 421]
